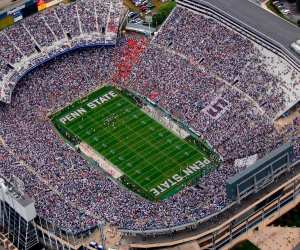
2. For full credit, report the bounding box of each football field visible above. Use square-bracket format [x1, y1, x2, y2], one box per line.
[51, 86, 216, 201]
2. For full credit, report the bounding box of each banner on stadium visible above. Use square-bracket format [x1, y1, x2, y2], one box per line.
[37, 0, 46, 11]
[37, 0, 64, 11]
[234, 154, 258, 169]
[0, 15, 13, 30]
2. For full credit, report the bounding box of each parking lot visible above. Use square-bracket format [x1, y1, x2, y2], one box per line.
[123, 0, 168, 26]
[268, 0, 300, 25]
[128, 0, 155, 25]
[273, 0, 292, 15]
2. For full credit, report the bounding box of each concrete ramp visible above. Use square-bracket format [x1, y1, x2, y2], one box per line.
[156, 241, 201, 250]
[249, 226, 300, 250]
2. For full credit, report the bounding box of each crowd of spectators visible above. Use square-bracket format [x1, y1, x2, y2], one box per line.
[0, 5, 299, 235]
[153, 7, 300, 119]
[23, 14, 56, 48]
[127, 46, 283, 162]
[0, 0, 122, 103]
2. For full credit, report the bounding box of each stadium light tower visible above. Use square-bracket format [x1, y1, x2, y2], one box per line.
[0, 177, 39, 250]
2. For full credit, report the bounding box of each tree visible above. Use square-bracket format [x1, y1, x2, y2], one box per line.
[152, 1, 176, 27]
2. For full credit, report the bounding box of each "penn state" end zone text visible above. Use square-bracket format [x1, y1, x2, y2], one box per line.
[150, 158, 211, 197]
[59, 90, 118, 125]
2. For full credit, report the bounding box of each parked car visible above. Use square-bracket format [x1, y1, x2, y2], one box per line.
[128, 12, 139, 19]
[282, 9, 290, 14]
[130, 17, 143, 23]
[291, 40, 300, 55]
[140, 6, 147, 11]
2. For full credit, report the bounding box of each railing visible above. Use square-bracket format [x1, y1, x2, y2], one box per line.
[127, 166, 300, 249]
[0, 233, 18, 250]
[1, 38, 116, 104]
[120, 162, 299, 238]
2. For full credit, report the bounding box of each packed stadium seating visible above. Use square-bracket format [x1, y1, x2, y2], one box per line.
[0, 4, 300, 235]
[0, 0, 123, 103]
[151, 7, 300, 119]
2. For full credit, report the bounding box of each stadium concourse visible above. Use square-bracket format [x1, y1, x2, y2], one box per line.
[0, 0, 300, 237]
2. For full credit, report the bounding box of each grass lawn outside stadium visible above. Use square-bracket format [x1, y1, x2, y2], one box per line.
[51, 85, 218, 201]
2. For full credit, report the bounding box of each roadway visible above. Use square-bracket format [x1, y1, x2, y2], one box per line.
[0, 0, 27, 11]
[198, 0, 300, 61]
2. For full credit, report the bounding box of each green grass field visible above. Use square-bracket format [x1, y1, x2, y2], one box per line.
[51, 86, 216, 201]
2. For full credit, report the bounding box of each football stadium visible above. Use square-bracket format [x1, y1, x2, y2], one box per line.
[51, 85, 217, 201]
[0, 0, 299, 250]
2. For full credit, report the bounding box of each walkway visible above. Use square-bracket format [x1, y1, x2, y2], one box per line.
[249, 226, 300, 250]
